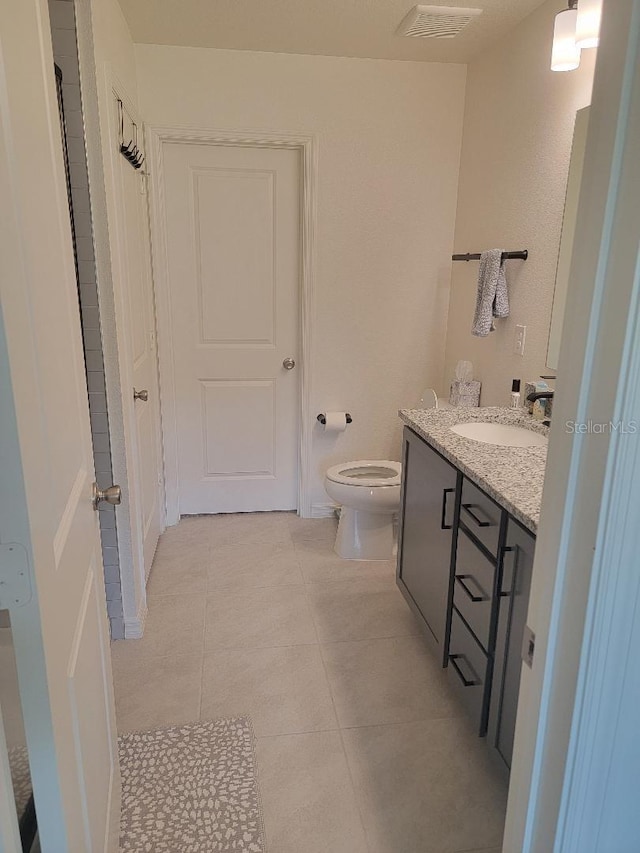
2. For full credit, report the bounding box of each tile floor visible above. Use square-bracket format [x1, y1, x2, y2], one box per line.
[111, 512, 507, 853]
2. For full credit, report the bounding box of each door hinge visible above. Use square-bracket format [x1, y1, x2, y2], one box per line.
[522, 625, 536, 668]
[0, 542, 32, 609]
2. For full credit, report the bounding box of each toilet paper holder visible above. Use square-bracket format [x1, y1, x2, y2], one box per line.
[317, 413, 352, 425]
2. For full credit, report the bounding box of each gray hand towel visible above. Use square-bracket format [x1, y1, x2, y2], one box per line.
[471, 249, 510, 337]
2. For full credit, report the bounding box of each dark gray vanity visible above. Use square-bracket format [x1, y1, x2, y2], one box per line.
[396, 410, 547, 774]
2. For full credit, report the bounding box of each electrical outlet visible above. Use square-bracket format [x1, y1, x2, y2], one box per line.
[514, 324, 526, 356]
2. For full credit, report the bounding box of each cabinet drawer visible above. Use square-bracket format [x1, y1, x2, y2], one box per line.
[447, 609, 488, 734]
[453, 529, 495, 651]
[460, 478, 503, 557]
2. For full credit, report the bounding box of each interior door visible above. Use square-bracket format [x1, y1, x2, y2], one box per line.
[109, 93, 163, 581]
[0, 1, 120, 849]
[161, 142, 300, 515]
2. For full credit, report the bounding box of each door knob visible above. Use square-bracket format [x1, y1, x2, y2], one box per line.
[92, 482, 122, 510]
[133, 388, 149, 401]
[282, 358, 296, 370]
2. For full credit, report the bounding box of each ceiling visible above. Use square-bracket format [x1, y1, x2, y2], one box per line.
[118, 0, 548, 63]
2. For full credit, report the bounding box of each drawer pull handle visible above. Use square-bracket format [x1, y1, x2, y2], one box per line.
[499, 545, 516, 597]
[462, 502, 492, 528]
[455, 573, 489, 603]
[441, 488, 456, 530]
[449, 653, 481, 688]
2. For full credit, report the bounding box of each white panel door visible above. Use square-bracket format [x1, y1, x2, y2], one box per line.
[161, 143, 300, 514]
[109, 94, 163, 580]
[0, 1, 119, 849]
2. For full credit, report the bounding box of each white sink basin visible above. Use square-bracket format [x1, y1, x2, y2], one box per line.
[450, 421, 548, 448]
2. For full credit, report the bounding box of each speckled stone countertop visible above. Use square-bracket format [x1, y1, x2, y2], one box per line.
[399, 407, 549, 534]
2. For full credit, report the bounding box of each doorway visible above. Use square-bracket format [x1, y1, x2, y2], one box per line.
[148, 129, 317, 522]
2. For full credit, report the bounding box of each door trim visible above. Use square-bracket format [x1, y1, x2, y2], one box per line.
[503, 2, 640, 848]
[146, 126, 318, 523]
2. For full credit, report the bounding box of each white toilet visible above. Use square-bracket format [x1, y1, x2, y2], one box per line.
[324, 460, 402, 560]
[323, 389, 448, 560]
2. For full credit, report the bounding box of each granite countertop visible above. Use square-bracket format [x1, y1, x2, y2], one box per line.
[399, 407, 549, 533]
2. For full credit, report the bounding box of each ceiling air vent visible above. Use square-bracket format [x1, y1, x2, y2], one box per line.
[397, 5, 483, 39]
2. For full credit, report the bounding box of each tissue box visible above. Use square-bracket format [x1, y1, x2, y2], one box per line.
[449, 380, 481, 407]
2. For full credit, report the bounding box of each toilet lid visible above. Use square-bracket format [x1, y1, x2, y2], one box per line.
[326, 460, 402, 488]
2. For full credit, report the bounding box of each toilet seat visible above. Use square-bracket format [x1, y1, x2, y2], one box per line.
[325, 460, 402, 488]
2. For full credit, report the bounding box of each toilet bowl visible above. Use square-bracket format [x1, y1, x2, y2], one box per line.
[324, 460, 402, 560]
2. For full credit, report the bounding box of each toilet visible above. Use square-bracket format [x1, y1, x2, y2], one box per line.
[323, 389, 449, 560]
[324, 460, 402, 560]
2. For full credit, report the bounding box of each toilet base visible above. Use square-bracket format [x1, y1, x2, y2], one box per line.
[334, 507, 397, 561]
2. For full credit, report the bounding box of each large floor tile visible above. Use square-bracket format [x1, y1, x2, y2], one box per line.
[147, 548, 208, 596]
[159, 515, 218, 546]
[209, 511, 294, 547]
[287, 515, 338, 543]
[342, 718, 507, 853]
[201, 645, 337, 737]
[321, 635, 459, 728]
[113, 652, 202, 734]
[112, 594, 205, 663]
[256, 730, 368, 853]
[294, 538, 396, 584]
[205, 585, 316, 651]
[207, 541, 303, 590]
[153, 531, 210, 562]
[308, 578, 420, 643]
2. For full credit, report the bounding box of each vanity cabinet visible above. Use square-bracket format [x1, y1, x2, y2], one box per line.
[488, 519, 535, 770]
[396, 428, 458, 661]
[397, 425, 537, 772]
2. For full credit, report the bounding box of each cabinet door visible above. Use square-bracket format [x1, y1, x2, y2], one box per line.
[397, 428, 458, 660]
[489, 519, 535, 770]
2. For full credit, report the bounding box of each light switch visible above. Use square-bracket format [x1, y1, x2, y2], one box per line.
[514, 324, 527, 356]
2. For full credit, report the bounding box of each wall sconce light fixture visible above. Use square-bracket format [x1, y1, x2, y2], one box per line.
[576, 0, 602, 49]
[551, 0, 603, 72]
[551, 0, 581, 72]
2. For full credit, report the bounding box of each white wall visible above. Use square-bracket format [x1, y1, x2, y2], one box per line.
[442, 0, 595, 406]
[90, 0, 138, 98]
[134, 45, 466, 510]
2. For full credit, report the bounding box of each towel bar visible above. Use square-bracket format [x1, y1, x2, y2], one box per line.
[452, 250, 529, 262]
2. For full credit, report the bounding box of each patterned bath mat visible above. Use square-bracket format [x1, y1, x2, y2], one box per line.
[8, 744, 32, 816]
[119, 717, 266, 852]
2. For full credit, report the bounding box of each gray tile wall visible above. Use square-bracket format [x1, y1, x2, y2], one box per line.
[49, 0, 125, 639]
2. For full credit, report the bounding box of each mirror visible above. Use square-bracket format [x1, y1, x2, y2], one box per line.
[547, 106, 591, 371]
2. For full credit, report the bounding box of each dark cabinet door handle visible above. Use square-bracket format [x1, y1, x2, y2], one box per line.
[455, 573, 489, 603]
[441, 488, 456, 530]
[499, 545, 516, 597]
[461, 503, 492, 528]
[449, 653, 481, 687]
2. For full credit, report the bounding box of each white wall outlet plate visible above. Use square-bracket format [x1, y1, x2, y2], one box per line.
[514, 324, 527, 356]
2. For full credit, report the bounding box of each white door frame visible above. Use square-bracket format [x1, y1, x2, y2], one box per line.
[504, 1, 640, 849]
[146, 126, 318, 524]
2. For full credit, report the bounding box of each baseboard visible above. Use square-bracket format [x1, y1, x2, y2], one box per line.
[311, 502, 340, 518]
[123, 601, 148, 639]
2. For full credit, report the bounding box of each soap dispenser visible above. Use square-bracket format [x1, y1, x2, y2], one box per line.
[511, 379, 521, 409]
